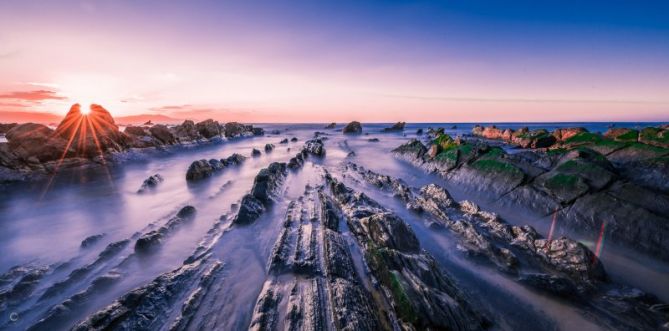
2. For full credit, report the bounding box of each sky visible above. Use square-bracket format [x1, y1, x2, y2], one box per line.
[0, 0, 668, 123]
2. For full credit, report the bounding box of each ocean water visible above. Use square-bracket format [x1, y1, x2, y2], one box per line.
[0, 122, 667, 330]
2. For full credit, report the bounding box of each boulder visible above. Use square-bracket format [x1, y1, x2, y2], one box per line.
[342, 121, 362, 134]
[303, 138, 325, 156]
[173, 120, 199, 141]
[221, 153, 246, 166]
[149, 124, 176, 144]
[223, 122, 249, 138]
[279, 138, 289, 144]
[0, 123, 18, 134]
[195, 119, 221, 139]
[416, 128, 423, 135]
[382, 122, 405, 132]
[264, 143, 274, 152]
[124, 126, 149, 136]
[5, 123, 69, 162]
[481, 126, 505, 140]
[251, 148, 261, 157]
[186, 159, 214, 180]
[290, 137, 298, 142]
[511, 129, 557, 148]
[324, 122, 336, 129]
[553, 127, 587, 142]
[80, 233, 106, 249]
[138, 173, 164, 193]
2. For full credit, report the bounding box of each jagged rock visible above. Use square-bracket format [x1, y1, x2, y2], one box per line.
[251, 148, 261, 157]
[208, 159, 224, 170]
[195, 119, 221, 139]
[326, 175, 486, 330]
[264, 143, 274, 152]
[342, 121, 362, 134]
[172, 120, 199, 141]
[149, 124, 176, 144]
[324, 122, 336, 129]
[185, 160, 214, 180]
[80, 233, 107, 248]
[382, 122, 405, 132]
[302, 138, 325, 156]
[124, 125, 149, 136]
[233, 194, 266, 225]
[232, 162, 288, 225]
[221, 153, 246, 166]
[52, 104, 131, 156]
[0, 122, 17, 134]
[5, 123, 69, 162]
[223, 122, 247, 137]
[135, 206, 196, 252]
[290, 137, 298, 142]
[553, 127, 587, 142]
[138, 173, 164, 193]
[279, 138, 289, 144]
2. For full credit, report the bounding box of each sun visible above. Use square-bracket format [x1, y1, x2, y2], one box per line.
[80, 104, 91, 115]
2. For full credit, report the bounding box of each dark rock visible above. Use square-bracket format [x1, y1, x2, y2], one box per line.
[232, 194, 265, 225]
[195, 119, 221, 139]
[279, 138, 289, 144]
[264, 143, 274, 152]
[252, 148, 261, 157]
[80, 233, 107, 248]
[124, 125, 149, 136]
[223, 122, 247, 137]
[382, 121, 405, 132]
[416, 128, 423, 135]
[367, 138, 379, 142]
[135, 206, 196, 252]
[138, 174, 164, 193]
[342, 121, 362, 134]
[302, 138, 325, 156]
[5, 123, 69, 162]
[290, 137, 298, 142]
[172, 120, 199, 141]
[149, 124, 177, 144]
[221, 153, 246, 166]
[208, 159, 224, 170]
[0, 123, 18, 134]
[324, 122, 336, 129]
[186, 160, 214, 181]
[519, 274, 579, 298]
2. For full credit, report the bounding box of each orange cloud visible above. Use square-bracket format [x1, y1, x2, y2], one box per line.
[0, 89, 67, 102]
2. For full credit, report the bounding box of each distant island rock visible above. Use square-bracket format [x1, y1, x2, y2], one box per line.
[382, 121, 405, 132]
[342, 121, 362, 134]
[324, 122, 336, 129]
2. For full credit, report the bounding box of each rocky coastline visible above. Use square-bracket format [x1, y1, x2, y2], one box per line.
[393, 124, 669, 262]
[0, 104, 264, 184]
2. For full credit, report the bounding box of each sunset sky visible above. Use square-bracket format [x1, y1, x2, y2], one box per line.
[1, 0, 668, 123]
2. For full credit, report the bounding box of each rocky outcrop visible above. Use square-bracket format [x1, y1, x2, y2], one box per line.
[264, 143, 274, 152]
[250, 187, 383, 331]
[0, 123, 17, 134]
[342, 121, 362, 134]
[324, 122, 336, 129]
[194, 119, 221, 139]
[4, 123, 70, 162]
[223, 122, 263, 138]
[382, 122, 405, 132]
[325, 174, 487, 330]
[343, 163, 669, 330]
[135, 206, 196, 252]
[302, 138, 325, 157]
[186, 153, 247, 181]
[392, 137, 669, 262]
[251, 148, 261, 157]
[137, 173, 164, 193]
[233, 162, 288, 225]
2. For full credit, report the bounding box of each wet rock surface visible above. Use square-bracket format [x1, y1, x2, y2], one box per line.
[382, 122, 405, 132]
[325, 173, 487, 330]
[392, 135, 669, 262]
[343, 162, 669, 330]
[137, 173, 164, 193]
